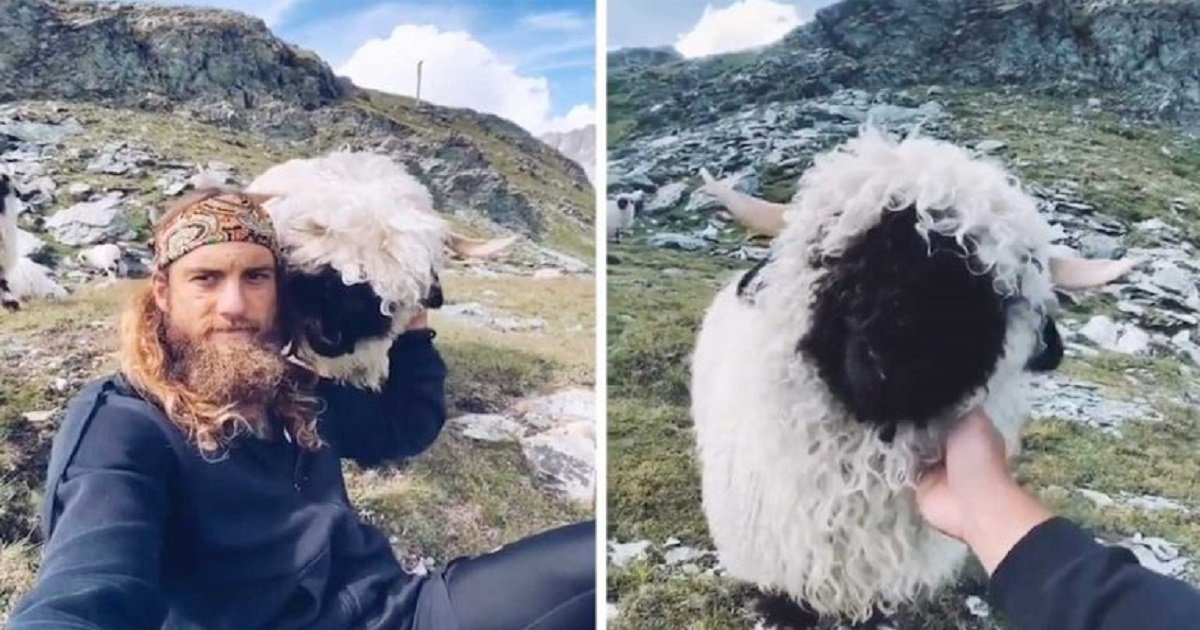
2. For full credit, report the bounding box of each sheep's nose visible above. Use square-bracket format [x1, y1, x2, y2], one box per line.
[618, 199, 627, 210]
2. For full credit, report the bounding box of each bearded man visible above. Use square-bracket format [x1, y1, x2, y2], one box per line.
[9, 190, 594, 629]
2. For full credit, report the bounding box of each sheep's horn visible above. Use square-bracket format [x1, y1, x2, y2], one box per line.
[243, 192, 279, 206]
[698, 168, 789, 237]
[1049, 256, 1144, 290]
[446, 232, 520, 258]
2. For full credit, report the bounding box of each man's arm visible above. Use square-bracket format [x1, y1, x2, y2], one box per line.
[8, 403, 172, 629]
[915, 410, 1200, 630]
[990, 516, 1200, 630]
[317, 326, 449, 468]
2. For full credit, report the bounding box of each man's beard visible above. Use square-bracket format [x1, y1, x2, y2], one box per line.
[165, 323, 289, 411]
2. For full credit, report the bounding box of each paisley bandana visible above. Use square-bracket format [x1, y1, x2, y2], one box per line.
[152, 193, 281, 270]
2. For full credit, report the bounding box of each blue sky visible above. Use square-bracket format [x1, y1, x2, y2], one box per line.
[152, 0, 595, 134]
[608, 0, 838, 55]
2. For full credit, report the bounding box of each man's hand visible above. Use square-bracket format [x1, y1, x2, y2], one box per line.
[914, 409, 1052, 574]
[406, 310, 429, 330]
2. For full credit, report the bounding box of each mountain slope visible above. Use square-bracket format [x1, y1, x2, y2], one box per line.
[608, 0, 1200, 148]
[540, 125, 597, 184]
[2, 0, 594, 261]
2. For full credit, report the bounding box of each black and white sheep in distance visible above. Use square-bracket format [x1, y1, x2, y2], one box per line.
[0, 173, 23, 311]
[606, 191, 643, 242]
[244, 151, 519, 391]
[690, 128, 1143, 622]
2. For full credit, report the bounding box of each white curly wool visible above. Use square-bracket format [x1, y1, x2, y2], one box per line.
[0, 186, 17, 291]
[247, 152, 449, 389]
[690, 128, 1062, 620]
[8, 257, 68, 300]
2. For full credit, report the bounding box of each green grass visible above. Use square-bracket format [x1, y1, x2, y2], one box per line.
[606, 246, 742, 548]
[945, 89, 1200, 234]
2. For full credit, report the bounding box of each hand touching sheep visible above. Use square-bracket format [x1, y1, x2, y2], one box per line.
[914, 409, 1200, 628]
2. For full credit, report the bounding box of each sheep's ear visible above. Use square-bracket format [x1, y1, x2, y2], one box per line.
[798, 205, 1009, 435]
[1049, 256, 1143, 290]
[697, 168, 788, 237]
[445, 232, 520, 258]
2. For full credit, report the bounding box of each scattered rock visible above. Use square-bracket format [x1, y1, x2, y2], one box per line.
[975, 139, 1006, 153]
[1115, 534, 1192, 579]
[1123, 494, 1189, 513]
[1028, 374, 1160, 434]
[1076, 233, 1125, 259]
[663, 546, 706, 565]
[440, 302, 547, 333]
[0, 119, 83, 144]
[647, 233, 709, 251]
[520, 421, 593, 502]
[1077, 316, 1151, 355]
[647, 182, 688, 212]
[1078, 488, 1115, 508]
[450, 413, 522, 443]
[609, 540, 651, 568]
[66, 182, 93, 199]
[513, 389, 593, 432]
[86, 143, 157, 175]
[21, 410, 56, 424]
[44, 195, 134, 246]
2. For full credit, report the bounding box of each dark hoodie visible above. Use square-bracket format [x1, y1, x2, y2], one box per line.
[8, 329, 447, 630]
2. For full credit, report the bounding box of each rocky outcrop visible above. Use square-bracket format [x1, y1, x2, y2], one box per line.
[540, 125, 596, 184]
[609, 0, 1200, 143]
[0, 0, 345, 120]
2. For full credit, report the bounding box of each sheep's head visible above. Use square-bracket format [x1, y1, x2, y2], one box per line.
[724, 128, 1141, 437]
[244, 152, 508, 388]
[615, 192, 643, 216]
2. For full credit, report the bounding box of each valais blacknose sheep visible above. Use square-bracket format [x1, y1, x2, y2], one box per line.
[245, 151, 518, 390]
[606, 191, 642, 242]
[0, 173, 20, 310]
[690, 128, 1141, 622]
[0, 173, 67, 308]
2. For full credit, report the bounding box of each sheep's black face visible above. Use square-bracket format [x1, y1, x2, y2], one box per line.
[799, 205, 1040, 438]
[286, 266, 393, 358]
[616, 194, 643, 214]
[1026, 317, 1063, 372]
[423, 270, 444, 309]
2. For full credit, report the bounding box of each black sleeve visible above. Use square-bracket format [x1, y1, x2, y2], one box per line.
[7, 403, 173, 630]
[315, 329, 448, 468]
[989, 516, 1200, 630]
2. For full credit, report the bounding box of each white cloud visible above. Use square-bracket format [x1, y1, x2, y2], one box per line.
[519, 11, 590, 32]
[543, 104, 596, 133]
[674, 0, 806, 58]
[286, 3, 477, 67]
[338, 24, 592, 135]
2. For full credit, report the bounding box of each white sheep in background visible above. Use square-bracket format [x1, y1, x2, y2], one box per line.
[0, 173, 68, 308]
[245, 151, 519, 390]
[690, 127, 1141, 623]
[0, 173, 20, 310]
[77, 243, 126, 279]
[606, 191, 642, 242]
